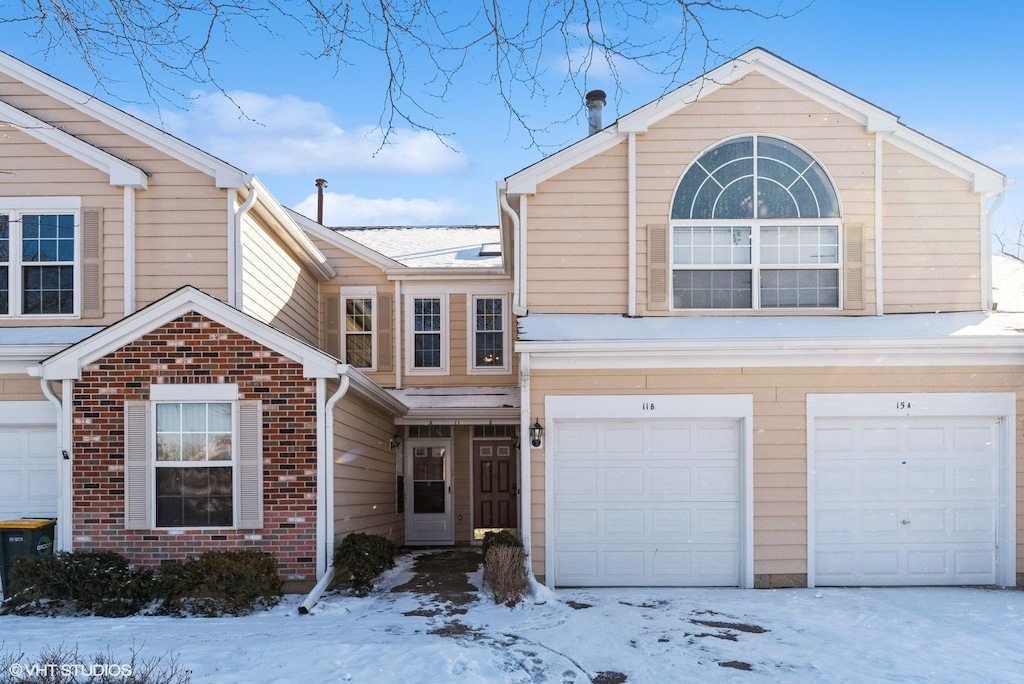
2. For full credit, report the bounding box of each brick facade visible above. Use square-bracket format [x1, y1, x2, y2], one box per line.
[71, 312, 320, 582]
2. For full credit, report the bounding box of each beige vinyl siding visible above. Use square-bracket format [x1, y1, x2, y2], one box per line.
[527, 145, 629, 313]
[527, 365, 1024, 582]
[634, 71, 878, 316]
[240, 212, 319, 346]
[0, 375, 47, 400]
[0, 74, 231, 309]
[332, 388, 403, 545]
[0, 130, 128, 325]
[881, 141, 981, 312]
[453, 426, 472, 543]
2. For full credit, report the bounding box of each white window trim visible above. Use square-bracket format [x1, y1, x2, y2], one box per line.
[341, 286, 378, 371]
[0, 197, 83, 319]
[669, 219, 843, 311]
[150, 393, 239, 530]
[405, 293, 449, 376]
[467, 293, 511, 375]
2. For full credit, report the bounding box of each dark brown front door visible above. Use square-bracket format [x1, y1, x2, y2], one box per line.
[473, 440, 517, 537]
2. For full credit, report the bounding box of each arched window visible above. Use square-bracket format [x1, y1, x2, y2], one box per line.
[669, 136, 841, 309]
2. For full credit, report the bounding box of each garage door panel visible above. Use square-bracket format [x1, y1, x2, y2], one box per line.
[814, 416, 999, 586]
[553, 418, 741, 587]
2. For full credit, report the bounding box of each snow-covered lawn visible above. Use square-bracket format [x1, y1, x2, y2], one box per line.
[2, 551, 1022, 683]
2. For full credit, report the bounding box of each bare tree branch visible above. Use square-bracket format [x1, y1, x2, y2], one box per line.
[0, 1, 809, 148]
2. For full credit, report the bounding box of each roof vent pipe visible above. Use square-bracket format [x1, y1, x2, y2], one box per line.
[315, 178, 328, 224]
[585, 89, 607, 135]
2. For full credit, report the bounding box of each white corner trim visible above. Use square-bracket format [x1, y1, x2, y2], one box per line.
[123, 186, 137, 315]
[874, 132, 884, 316]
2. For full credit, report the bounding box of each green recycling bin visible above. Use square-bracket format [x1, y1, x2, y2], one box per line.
[0, 518, 57, 596]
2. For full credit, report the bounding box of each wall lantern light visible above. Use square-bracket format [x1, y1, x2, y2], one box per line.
[530, 419, 544, 448]
[389, 430, 404, 450]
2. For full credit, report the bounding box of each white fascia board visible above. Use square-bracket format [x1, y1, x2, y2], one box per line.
[246, 179, 335, 280]
[290, 209, 405, 272]
[41, 286, 341, 380]
[339, 364, 408, 416]
[0, 100, 147, 189]
[385, 268, 508, 281]
[518, 337, 1024, 369]
[395, 409, 519, 425]
[505, 129, 624, 195]
[0, 50, 246, 188]
[884, 131, 1008, 193]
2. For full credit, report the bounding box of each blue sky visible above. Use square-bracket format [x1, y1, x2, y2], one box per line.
[2, 1, 1023, 244]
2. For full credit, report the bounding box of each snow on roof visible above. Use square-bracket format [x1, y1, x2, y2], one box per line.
[992, 254, 1024, 312]
[518, 310, 1024, 343]
[0, 327, 104, 346]
[388, 386, 519, 412]
[334, 226, 502, 269]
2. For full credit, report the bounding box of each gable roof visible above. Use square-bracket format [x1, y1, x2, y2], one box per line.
[336, 226, 503, 269]
[40, 286, 342, 380]
[506, 48, 1009, 196]
[0, 50, 247, 188]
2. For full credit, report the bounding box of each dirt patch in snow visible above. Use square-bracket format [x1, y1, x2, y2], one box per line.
[691, 619, 767, 634]
[719, 661, 753, 671]
[391, 548, 482, 616]
[592, 672, 628, 683]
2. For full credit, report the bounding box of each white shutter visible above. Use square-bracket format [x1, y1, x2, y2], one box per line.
[123, 401, 150, 530]
[844, 223, 865, 311]
[81, 207, 103, 319]
[647, 224, 670, 311]
[237, 400, 263, 529]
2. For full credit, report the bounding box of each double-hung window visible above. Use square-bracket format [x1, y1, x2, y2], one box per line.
[408, 295, 447, 374]
[670, 136, 841, 310]
[470, 295, 509, 373]
[124, 384, 263, 530]
[0, 198, 82, 317]
[342, 288, 376, 369]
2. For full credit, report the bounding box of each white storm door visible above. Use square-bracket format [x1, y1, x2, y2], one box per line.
[405, 440, 454, 544]
[551, 419, 741, 587]
[814, 417, 1000, 586]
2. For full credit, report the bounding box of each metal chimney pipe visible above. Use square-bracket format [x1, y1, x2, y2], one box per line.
[585, 90, 607, 135]
[315, 178, 328, 224]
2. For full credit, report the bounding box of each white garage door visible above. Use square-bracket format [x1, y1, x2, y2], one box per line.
[552, 419, 741, 587]
[814, 417, 999, 586]
[0, 402, 59, 520]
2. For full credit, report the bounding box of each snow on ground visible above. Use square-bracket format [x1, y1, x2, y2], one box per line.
[1, 551, 1022, 683]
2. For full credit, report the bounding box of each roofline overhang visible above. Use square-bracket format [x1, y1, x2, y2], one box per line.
[386, 268, 508, 280]
[0, 50, 246, 188]
[339, 364, 409, 416]
[395, 408, 520, 425]
[244, 179, 336, 280]
[505, 47, 1008, 198]
[40, 286, 342, 380]
[290, 209, 406, 272]
[517, 336, 1024, 369]
[0, 99, 148, 189]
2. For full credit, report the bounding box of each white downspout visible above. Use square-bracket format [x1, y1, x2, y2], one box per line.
[123, 186, 136, 315]
[627, 133, 637, 317]
[37, 375, 70, 552]
[983, 183, 1012, 310]
[231, 180, 258, 309]
[301, 369, 351, 614]
[874, 133, 885, 316]
[501, 190, 528, 316]
[519, 351, 546, 599]
[394, 280, 403, 390]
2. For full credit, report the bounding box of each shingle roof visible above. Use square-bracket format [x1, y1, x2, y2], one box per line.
[334, 226, 502, 269]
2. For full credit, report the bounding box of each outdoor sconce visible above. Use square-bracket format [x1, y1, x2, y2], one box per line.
[389, 430, 404, 450]
[530, 419, 544, 448]
[510, 430, 520, 450]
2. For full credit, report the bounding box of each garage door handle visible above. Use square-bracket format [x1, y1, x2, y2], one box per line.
[900, 519, 910, 525]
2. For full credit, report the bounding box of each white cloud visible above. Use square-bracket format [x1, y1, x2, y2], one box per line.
[155, 91, 468, 175]
[294, 191, 474, 226]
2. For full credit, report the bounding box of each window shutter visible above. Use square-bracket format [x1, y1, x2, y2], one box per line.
[237, 400, 263, 529]
[844, 223, 865, 311]
[124, 400, 150, 530]
[81, 207, 103, 319]
[325, 294, 341, 358]
[647, 224, 670, 311]
[376, 293, 393, 372]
